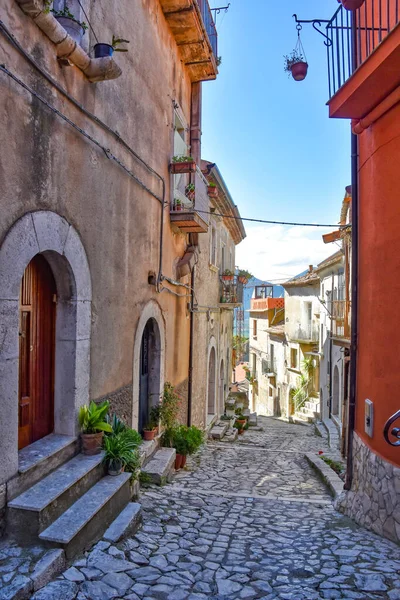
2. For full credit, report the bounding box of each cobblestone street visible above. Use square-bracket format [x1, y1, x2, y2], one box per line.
[31, 418, 400, 599]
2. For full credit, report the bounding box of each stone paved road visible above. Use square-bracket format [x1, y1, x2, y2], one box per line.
[32, 417, 400, 600]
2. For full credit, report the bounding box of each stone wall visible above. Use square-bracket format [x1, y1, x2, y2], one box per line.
[96, 385, 133, 428]
[335, 432, 400, 544]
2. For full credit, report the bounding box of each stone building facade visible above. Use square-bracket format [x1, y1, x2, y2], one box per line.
[0, 0, 222, 525]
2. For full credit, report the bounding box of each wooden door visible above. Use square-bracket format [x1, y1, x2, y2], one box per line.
[18, 255, 56, 450]
[138, 321, 151, 434]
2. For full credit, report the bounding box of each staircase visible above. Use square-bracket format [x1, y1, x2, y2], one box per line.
[7, 434, 141, 560]
[293, 399, 321, 424]
[140, 442, 176, 485]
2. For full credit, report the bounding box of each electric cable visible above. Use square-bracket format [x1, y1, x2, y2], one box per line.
[196, 209, 345, 228]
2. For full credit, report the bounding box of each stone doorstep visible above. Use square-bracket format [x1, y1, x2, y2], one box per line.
[141, 448, 176, 485]
[209, 422, 229, 440]
[139, 438, 160, 468]
[305, 452, 344, 499]
[8, 435, 79, 502]
[103, 502, 142, 543]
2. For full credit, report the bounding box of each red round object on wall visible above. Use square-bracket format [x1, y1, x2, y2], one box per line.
[291, 61, 308, 82]
[341, 0, 365, 10]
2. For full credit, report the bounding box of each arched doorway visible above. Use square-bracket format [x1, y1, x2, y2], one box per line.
[18, 255, 56, 449]
[208, 347, 216, 415]
[138, 318, 161, 433]
[219, 360, 224, 414]
[332, 366, 340, 416]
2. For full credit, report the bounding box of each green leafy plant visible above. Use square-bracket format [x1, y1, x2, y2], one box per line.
[78, 401, 113, 434]
[222, 269, 234, 276]
[208, 182, 217, 188]
[160, 383, 180, 430]
[291, 357, 316, 412]
[284, 50, 305, 76]
[112, 35, 130, 52]
[144, 420, 157, 432]
[51, 5, 88, 30]
[237, 269, 253, 280]
[139, 471, 152, 484]
[103, 432, 138, 473]
[186, 183, 195, 193]
[216, 56, 222, 66]
[321, 455, 344, 475]
[149, 404, 161, 425]
[169, 425, 203, 456]
[106, 413, 142, 446]
[172, 155, 194, 163]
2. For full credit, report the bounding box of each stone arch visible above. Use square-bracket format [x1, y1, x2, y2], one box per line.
[132, 300, 165, 430]
[332, 366, 340, 416]
[206, 337, 217, 417]
[0, 211, 91, 484]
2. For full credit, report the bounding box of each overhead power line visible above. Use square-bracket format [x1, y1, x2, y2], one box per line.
[195, 209, 346, 229]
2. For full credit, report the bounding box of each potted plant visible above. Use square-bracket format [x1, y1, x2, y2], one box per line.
[237, 269, 253, 285]
[171, 425, 203, 469]
[78, 401, 113, 455]
[174, 198, 182, 211]
[94, 35, 130, 59]
[234, 421, 244, 435]
[51, 6, 88, 45]
[221, 269, 234, 281]
[160, 383, 180, 430]
[143, 420, 157, 441]
[170, 156, 196, 174]
[284, 50, 308, 82]
[341, 0, 365, 9]
[149, 405, 161, 434]
[103, 431, 138, 476]
[185, 183, 195, 202]
[207, 182, 218, 198]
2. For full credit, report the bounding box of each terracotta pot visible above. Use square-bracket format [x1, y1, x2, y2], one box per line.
[238, 276, 248, 284]
[236, 419, 246, 426]
[143, 429, 157, 441]
[174, 204, 182, 211]
[290, 61, 308, 82]
[207, 186, 218, 198]
[341, 0, 365, 9]
[170, 161, 196, 174]
[238, 429, 244, 435]
[81, 431, 104, 455]
[222, 275, 234, 281]
[182, 455, 187, 467]
[175, 454, 183, 470]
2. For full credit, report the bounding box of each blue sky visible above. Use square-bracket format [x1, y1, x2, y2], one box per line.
[201, 0, 351, 282]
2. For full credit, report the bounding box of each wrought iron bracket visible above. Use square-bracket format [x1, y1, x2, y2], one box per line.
[293, 14, 333, 47]
[383, 409, 400, 446]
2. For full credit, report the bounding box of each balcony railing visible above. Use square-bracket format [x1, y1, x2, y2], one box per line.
[262, 357, 277, 376]
[251, 297, 285, 311]
[197, 0, 218, 57]
[170, 166, 209, 233]
[331, 300, 351, 340]
[327, 2, 400, 98]
[220, 277, 244, 306]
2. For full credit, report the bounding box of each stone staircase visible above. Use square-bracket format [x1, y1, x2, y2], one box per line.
[7, 434, 142, 561]
[140, 446, 176, 485]
[293, 399, 321, 424]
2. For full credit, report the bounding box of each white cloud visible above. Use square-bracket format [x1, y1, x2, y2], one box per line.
[236, 224, 337, 283]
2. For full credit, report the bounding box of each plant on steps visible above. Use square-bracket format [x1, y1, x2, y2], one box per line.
[103, 432, 139, 476]
[78, 401, 112, 455]
[160, 383, 181, 430]
[106, 413, 142, 447]
[170, 425, 204, 469]
[291, 357, 316, 414]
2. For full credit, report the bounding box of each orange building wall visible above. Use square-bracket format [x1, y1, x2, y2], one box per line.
[356, 99, 400, 466]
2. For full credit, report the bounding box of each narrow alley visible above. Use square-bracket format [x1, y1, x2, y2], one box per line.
[31, 418, 400, 600]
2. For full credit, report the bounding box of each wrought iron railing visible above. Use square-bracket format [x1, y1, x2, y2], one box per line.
[326, 1, 400, 98]
[220, 277, 244, 305]
[197, 0, 218, 57]
[172, 166, 209, 226]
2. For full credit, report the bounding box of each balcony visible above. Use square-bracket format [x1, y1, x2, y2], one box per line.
[170, 166, 209, 233]
[219, 277, 244, 308]
[331, 300, 351, 341]
[326, 2, 400, 118]
[262, 357, 277, 377]
[250, 297, 284, 311]
[158, 0, 218, 82]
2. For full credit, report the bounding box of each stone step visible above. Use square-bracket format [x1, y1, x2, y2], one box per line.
[210, 422, 229, 440]
[103, 502, 142, 543]
[8, 453, 104, 541]
[305, 400, 320, 411]
[139, 438, 160, 467]
[248, 413, 258, 426]
[8, 434, 79, 501]
[141, 448, 176, 485]
[294, 412, 315, 424]
[39, 473, 131, 559]
[221, 427, 238, 442]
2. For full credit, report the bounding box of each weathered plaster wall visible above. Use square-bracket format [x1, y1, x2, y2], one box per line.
[336, 433, 400, 544]
[0, 0, 193, 440]
[284, 285, 320, 343]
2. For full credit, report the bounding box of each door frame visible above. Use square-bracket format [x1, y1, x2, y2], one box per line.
[0, 212, 92, 485]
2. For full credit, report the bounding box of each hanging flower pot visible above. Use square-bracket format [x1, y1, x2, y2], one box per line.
[290, 61, 308, 81]
[341, 0, 365, 10]
[94, 43, 114, 58]
[54, 16, 86, 46]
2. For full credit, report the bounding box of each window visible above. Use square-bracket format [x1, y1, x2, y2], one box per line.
[210, 227, 217, 265]
[270, 344, 274, 367]
[306, 302, 312, 322]
[262, 359, 269, 375]
[290, 348, 298, 369]
[253, 319, 257, 339]
[252, 353, 257, 376]
[255, 285, 273, 299]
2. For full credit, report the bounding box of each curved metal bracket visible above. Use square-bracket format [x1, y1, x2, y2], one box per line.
[383, 410, 400, 446]
[292, 14, 333, 47]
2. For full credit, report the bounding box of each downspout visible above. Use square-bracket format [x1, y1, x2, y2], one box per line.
[345, 130, 359, 490]
[345, 12, 359, 491]
[329, 272, 334, 418]
[187, 266, 195, 426]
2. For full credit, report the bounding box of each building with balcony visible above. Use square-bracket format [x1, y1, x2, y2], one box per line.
[190, 161, 246, 428]
[0, 0, 221, 542]
[321, 0, 400, 544]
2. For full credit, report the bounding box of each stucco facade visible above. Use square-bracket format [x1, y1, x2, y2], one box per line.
[0, 0, 221, 506]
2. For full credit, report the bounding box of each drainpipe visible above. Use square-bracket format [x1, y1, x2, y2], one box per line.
[187, 265, 195, 426]
[345, 130, 359, 491]
[329, 272, 334, 418]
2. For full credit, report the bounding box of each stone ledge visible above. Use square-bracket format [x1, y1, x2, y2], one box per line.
[305, 453, 344, 499]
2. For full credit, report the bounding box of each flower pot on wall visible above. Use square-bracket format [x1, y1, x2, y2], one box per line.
[290, 61, 308, 81]
[143, 429, 157, 441]
[341, 0, 365, 10]
[207, 186, 218, 198]
[170, 161, 196, 174]
[81, 431, 104, 455]
[222, 275, 234, 281]
[94, 43, 114, 58]
[55, 16, 85, 46]
[238, 276, 248, 285]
